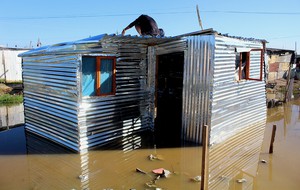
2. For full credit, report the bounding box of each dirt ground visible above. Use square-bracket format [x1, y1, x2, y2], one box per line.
[0, 83, 13, 95]
[0, 83, 23, 95]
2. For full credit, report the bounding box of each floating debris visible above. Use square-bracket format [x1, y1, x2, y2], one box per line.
[162, 169, 171, 178]
[191, 175, 201, 182]
[152, 168, 171, 178]
[153, 175, 160, 183]
[260, 159, 267, 163]
[136, 168, 147, 174]
[148, 154, 164, 161]
[78, 174, 88, 182]
[236, 178, 247, 183]
[146, 182, 157, 188]
[149, 154, 156, 160]
[146, 181, 163, 190]
[152, 168, 164, 175]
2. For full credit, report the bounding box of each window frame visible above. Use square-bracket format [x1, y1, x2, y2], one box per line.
[96, 56, 116, 96]
[82, 55, 116, 97]
[237, 49, 263, 81]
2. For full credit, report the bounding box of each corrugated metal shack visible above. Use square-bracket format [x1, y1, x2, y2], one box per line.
[19, 29, 267, 152]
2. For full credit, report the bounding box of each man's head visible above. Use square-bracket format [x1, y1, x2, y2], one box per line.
[159, 28, 165, 37]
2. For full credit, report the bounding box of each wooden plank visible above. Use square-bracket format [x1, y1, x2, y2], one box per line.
[201, 125, 209, 190]
[269, 124, 277, 154]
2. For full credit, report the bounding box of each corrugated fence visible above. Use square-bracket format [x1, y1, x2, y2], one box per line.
[208, 35, 267, 189]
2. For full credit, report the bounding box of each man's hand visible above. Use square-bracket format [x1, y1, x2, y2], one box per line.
[122, 29, 126, 36]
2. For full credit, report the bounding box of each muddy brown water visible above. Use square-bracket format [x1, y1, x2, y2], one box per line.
[255, 101, 300, 190]
[0, 100, 300, 190]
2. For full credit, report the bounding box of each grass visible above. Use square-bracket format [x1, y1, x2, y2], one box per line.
[0, 79, 23, 84]
[0, 94, 23, 105]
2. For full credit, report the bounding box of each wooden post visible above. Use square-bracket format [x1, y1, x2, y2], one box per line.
[269, 125, 277, 154]
[1, 50, 7, 83]
[201, 125, 209, 190]
[284, 51, 296, 102]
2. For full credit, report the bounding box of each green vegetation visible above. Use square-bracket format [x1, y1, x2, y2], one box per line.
[0, 82, 23, 105]
[0, 94, 23, 105]
[0, 79, 23, 84]
[293, 81, 300, 95]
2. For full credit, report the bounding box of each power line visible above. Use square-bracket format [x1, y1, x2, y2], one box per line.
[0, 11, 194, 20]
[202, 10, 300, 15]
[0, 10, 300, 20]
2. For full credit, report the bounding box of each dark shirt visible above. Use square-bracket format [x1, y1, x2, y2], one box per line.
[127, 14, 160, 36]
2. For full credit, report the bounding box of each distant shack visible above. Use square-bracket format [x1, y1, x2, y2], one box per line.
[19, 29, 267, 152]
[266, 48, 295, 81]
[0, 47, 30, 83]
[266, 48, 296, 104]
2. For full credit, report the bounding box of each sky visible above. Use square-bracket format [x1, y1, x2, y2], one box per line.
[1, 0, 300, 53]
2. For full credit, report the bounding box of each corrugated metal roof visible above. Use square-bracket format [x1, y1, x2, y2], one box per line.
[179, 28, 266, 43]
[1, 47, 31, 51]
[19, 34, 181, 57]
[267, 47, 295, 54]
[19, 28, 266, 57]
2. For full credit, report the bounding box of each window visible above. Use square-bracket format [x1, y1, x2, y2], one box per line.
[235, 49, 263, 81]
[82, 56, 116, 96]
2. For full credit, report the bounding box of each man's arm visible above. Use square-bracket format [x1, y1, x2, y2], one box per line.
[122, 16, 142, 35]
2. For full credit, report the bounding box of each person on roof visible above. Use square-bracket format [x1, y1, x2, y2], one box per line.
[122, 14, 164, 37]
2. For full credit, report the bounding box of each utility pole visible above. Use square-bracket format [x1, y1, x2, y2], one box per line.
[196, 5, 204, 30]
[2, 50, 7, 83]
[284, 42, 297, 102]
[37, 38, 42, 47]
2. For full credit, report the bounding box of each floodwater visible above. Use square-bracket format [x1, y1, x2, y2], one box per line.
[0, 100, 300, 190]
[255, 101, 300, 190]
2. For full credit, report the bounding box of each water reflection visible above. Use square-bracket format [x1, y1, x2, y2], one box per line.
[0, 126, 265, 189]
[0, 127, 203, 190]
[208, 122, 265, 190]
[0, 103, 24, 130]
[1, 101, 300, 189]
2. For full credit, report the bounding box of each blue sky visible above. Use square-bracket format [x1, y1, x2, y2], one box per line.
[1, 0, 300, 52]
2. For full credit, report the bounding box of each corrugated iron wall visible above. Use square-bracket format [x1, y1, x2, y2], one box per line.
[147, 46, 156, 128]
[78, 42, 151, 150]
[208, 35, 267, 189]
[22, 54, 80, 151]
[211, 35, 266, 145]
[181, 35, 215, 144]
[155, 39, 187, 55]
[21, 37, 186, 152]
